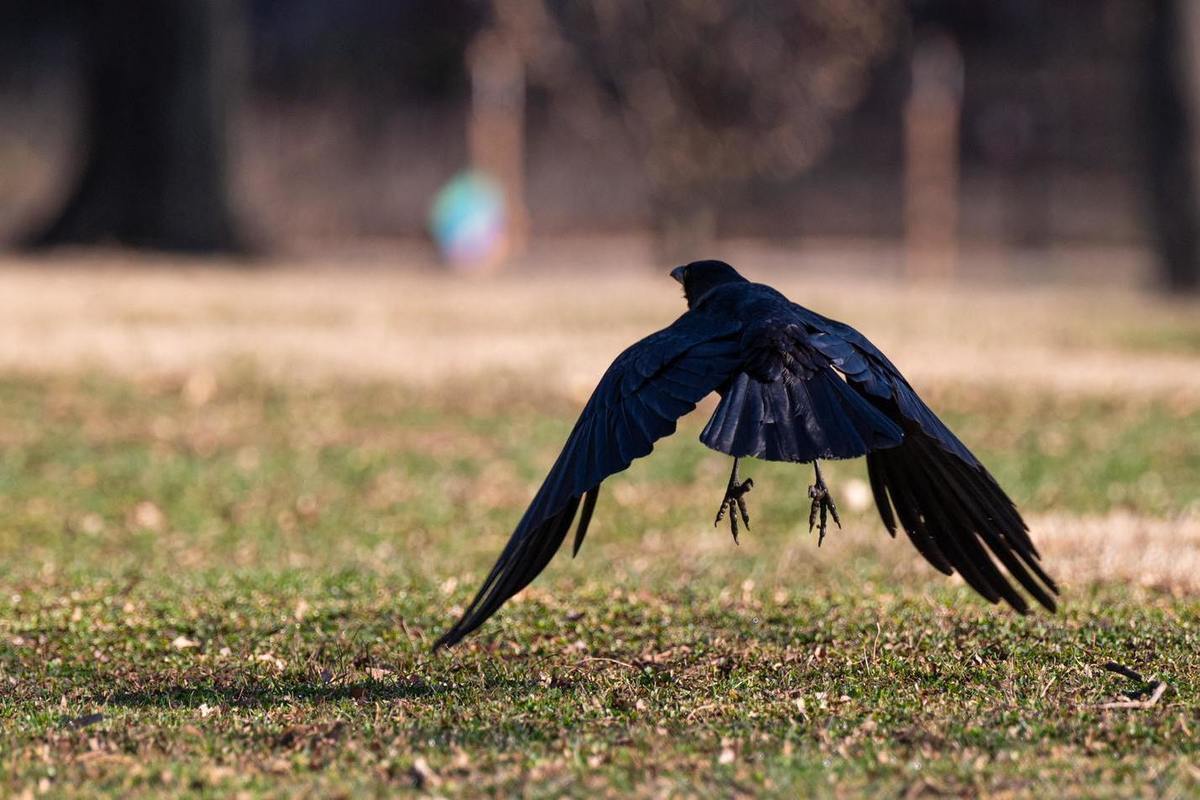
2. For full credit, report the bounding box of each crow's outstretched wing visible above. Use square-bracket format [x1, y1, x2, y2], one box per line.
[434, 313, 744, 649]
[795, 305, 1059, 613]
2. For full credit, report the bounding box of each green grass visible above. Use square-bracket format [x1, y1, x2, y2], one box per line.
[0, 373, 1198, 797]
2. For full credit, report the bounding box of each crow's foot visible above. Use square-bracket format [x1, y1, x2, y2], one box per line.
[714, 458, 753, 544]
[807, 462, 841, 546]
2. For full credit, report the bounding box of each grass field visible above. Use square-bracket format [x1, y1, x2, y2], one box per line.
[1, 254, 1199, 797]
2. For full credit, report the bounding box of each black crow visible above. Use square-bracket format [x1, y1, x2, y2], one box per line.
[435, 260, 1058, 648]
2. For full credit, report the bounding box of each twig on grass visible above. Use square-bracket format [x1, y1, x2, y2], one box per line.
[1093, 662, 1169, 709]
[1092, 681, 1168, 710]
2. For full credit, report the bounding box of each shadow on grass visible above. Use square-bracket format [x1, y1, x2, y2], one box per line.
[97, 672, 557, 711]
[104, 678, 440, 710]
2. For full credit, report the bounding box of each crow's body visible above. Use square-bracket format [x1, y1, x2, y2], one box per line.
[434, 261, 1057, 649]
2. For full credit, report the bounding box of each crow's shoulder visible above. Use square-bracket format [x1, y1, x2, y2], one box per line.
[692, 280, 790, 318]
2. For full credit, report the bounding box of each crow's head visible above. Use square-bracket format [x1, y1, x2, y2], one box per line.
[670, 260, 747, 308]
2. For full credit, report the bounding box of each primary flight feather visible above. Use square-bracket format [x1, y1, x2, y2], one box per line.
[434, 260, 1057, 649]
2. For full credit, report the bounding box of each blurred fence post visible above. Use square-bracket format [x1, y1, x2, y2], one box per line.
[904, 31, 963, 282]
[467, 22, 528, 262]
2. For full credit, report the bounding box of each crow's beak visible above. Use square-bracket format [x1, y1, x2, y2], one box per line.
[669, 266, 687, 284]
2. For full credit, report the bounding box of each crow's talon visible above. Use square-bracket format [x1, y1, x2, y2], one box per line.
[714, 460, 753, 544]
[714, 479, 753, 542]
[807, 466, 840, 547]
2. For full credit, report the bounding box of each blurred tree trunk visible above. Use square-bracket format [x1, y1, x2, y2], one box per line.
[1143, 0, 1200, 293]
[27, 0, 245, 253]
[904, 30, 962, 282]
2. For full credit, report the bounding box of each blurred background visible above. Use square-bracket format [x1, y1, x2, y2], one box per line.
[1, 0, 1199, 291]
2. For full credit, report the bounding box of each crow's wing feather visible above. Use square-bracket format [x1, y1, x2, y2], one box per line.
[788, 303, 1058, 612]
[435, 313, 743, 648]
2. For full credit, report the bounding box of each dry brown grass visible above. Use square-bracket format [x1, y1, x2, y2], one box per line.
[1029, 511, 1200, 593]
[2, 242, 1198, 401]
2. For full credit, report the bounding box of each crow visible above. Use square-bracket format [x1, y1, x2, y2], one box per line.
[434, 260, 1058, 649]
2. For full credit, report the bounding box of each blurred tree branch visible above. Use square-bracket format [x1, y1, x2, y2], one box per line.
[503, 0, 902, 261]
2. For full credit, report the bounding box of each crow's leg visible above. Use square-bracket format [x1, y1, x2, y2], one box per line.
[713, 457, 753, 543]
[807, 461, 841, 546]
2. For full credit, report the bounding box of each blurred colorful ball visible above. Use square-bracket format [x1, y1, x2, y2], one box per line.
[429, 170, 507, 271]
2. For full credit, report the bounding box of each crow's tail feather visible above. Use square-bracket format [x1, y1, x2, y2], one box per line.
[700, 370, 903, 463]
